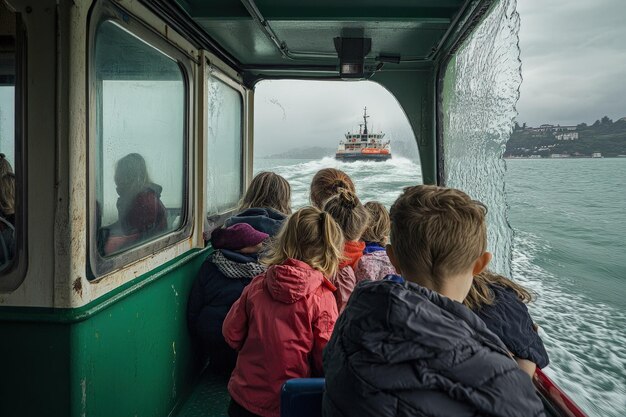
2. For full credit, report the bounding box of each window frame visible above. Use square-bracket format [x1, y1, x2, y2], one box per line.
[0, 10, 28, 292]
[87, 1, 194, 280]
[204, 65, 247, 228]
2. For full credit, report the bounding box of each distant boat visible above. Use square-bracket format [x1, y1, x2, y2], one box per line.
[335, 107, 391, 161]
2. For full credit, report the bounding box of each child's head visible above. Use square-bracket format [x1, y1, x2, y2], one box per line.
[310, 168, 355, 209]
[240, 172, 291, 215]
[115, 153, 151, 197]
[361, 202, 390, 246]
[388, 185, 491, 301]
[322, 188, 369, 242]
[262, 206, 344, 277]
[464, 270, 533, 310]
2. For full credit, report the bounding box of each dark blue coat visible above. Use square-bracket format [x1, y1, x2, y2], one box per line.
[187, 249, 264, 374]
[225, 207, 286, 236]
[474, 284, 549, 368]
[323, 277, 545, 417]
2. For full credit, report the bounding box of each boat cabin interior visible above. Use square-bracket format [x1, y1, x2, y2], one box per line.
[0, 0, 581, 416]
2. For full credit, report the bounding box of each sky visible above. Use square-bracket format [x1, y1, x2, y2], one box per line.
[254, 0, 626, 155]
[254, 81, 414, 156]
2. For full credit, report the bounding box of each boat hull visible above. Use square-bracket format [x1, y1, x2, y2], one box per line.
[335, 153, 392, 161]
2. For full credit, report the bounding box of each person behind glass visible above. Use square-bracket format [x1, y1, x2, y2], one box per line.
[103, 153, 166, 255]
[353, 201, 396, 282]
[309, 168, 355, 209]
[0, 155, 16, 266]
[187, 223, 269, 375]
[465, 270, 549, 376]
[322, 189, 369, 313]
[210, 172, 291, 241]
[323, 185, 544, 417]
[0, 154, 15, 226]
[223, 207, 342, 417]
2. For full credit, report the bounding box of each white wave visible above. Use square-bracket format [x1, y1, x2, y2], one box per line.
[257, 156, 422, 209]
[512, 231, 626, 417]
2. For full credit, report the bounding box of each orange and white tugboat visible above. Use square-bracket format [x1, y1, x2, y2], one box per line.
[335, 107, 391, 161]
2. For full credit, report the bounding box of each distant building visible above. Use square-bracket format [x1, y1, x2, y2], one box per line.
[555, 132, 579, 141]
[592, 152, 603, 158]
[551, 153, 570, 158]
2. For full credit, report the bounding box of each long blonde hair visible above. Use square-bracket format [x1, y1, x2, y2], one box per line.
[464, 270, 533, 310]
[262, 206, 344, 277]
[240, 172, 291, 215]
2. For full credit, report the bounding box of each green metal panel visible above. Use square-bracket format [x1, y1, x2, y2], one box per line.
[0, 248, 212, 417]
[0, 323, 71, 416]
[372, 69, 437, 184]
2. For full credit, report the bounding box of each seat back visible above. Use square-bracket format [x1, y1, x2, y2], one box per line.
[280, 378, 325, 417]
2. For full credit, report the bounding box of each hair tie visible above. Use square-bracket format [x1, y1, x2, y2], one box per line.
[0, 153, 5, 159]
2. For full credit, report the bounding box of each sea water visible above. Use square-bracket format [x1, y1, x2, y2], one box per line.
[254, 156, 626, 417]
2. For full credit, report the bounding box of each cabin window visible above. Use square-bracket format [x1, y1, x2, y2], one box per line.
[205, 73, 243, 216]
[0, 4, 25, 288]
[91, 19, 188, 272]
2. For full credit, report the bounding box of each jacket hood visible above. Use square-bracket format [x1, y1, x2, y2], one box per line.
[264, 258, 334, 304]
[347, 278, 508, 362]
[145, 182, 163, 198]
[340, 241, 366, 269]
[225, 207, 287, 237]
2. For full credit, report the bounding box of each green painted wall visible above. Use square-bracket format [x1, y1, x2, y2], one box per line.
[373, 69, 438, 184]
[0, 248, 211, 417]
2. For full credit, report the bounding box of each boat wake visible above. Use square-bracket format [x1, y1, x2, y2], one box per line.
[257, 156, 423, 208]
[513, 230, 626, 417]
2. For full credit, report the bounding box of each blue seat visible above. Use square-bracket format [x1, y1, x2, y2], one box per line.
[280, 378, 325, 417]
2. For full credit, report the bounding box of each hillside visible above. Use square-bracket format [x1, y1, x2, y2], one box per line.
[505, 117, 626, 158]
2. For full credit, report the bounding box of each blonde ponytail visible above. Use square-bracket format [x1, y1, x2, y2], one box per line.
[262, 206, 344, 277]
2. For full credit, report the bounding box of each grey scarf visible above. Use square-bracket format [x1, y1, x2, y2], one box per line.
[211, 250, 266, 279]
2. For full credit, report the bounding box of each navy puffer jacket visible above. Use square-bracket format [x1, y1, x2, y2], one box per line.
[323, 277, 545, 417]
[187, 249, 265, 374]
[474, 284, 549, 368]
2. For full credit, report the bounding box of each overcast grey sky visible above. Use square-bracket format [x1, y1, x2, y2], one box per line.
[254, 81, 415, 156]
[516, 0, 626, 127]
[254, 0, 626, 155]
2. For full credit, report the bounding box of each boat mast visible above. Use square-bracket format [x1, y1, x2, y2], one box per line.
[362, 106, 369, 135]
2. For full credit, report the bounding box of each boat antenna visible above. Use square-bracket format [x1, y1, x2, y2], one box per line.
[359, 123, 363, 134]
[363, 106, 369, 135]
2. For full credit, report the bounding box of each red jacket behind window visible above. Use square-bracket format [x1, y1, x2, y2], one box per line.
[223, 258, 338, 417]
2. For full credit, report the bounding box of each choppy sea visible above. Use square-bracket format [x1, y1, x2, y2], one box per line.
[254, 156, 626, 417]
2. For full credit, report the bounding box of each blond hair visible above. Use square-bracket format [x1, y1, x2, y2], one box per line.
[262, 206, 344, 277]
[389, 185, 487, 288]
[0, 154, 13, 179]
[240, 172, 291, 215]
[310, 168, 355, 209]
[322, 188, 369, 242]
[464, 270, 533, 310]
[0, 173, 15, 216]
[361, 201, 390, 246]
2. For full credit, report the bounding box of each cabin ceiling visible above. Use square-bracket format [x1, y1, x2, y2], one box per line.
[175, 0, 471, 74]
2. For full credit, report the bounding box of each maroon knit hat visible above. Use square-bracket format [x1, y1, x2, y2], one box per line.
[211, 223, 269, 250]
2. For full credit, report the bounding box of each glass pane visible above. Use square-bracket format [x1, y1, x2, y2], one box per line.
[0, 4, 17, 274]
[206, 74, 242, 214]
[440, 0, 521, 276]
[94, 21, 185, 257]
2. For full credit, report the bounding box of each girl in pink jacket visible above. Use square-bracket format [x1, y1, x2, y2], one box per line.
[354, 201, 396, 282]
[222, 207, 344, 417]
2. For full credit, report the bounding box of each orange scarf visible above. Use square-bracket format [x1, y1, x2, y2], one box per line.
[340, 241, 366, 269]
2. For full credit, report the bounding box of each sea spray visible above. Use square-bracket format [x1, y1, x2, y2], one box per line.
[440, 0, 522, 277]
